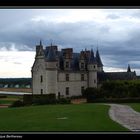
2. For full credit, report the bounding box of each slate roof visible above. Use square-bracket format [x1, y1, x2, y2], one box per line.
[89, 49, 97, 64]
[44, 46, 100, 71]
[96, 49, 103, 66]
[97, 71, 137, 83]
[46, 45, 57, 61]
[37, 44, 136, 81]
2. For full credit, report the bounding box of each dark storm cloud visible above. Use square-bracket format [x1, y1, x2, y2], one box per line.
[0, 9, 140, 74]
[0, 20, 108, 51]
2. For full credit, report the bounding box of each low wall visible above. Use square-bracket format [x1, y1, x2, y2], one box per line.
[71, 98, 87, 104]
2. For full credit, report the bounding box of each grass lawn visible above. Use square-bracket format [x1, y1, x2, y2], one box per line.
[126, 103, 140, 112]
[0, 95, 22, 105]
[0, 103, 128, 131]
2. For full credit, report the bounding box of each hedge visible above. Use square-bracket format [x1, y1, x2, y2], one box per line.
[87, 98, 140, 103]
[23, 94, 56, 105]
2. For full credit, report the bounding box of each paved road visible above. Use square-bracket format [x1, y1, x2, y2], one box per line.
[107, 104, 140, 131]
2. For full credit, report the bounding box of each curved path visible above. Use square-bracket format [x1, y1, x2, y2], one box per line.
[107, 104, 140, 131]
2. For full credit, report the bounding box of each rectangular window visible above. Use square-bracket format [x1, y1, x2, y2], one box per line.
[81, 74, 84, 81]
[66, 87, 69, 95]
[66, 74, 69, 81]
[41, 89, 43, 94]
[40, 75, 43, 83]
[66, 61, 69, 68]
[94, 80, 96, 83]
[81, 86, 84, 94]
[81, 63, 84, 69]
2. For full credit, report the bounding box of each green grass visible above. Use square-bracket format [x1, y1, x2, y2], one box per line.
[126, 103, 140, 112]
[0, 103, 128, 131]
[0, 100, 15, 104]
[0, 95, 23, 105]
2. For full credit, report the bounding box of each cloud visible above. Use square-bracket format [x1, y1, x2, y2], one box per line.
[106, 14, 120, 19]
[0, 51, 35, 78]
[0, 9, 140, 77]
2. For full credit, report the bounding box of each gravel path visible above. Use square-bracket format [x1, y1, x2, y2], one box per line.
[107, 104, 140, 131]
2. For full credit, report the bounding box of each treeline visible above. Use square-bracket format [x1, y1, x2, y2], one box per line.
[0, 78, 31, 88]
[83, 80, 140, 103]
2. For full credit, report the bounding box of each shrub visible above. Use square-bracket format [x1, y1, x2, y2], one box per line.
[32, 94, 57, 105]
[23, 94, 33, 105]
[70, 95, 83, 99]
[10, 100, 25, 107]
[0, 95, 7, 98]
[83, 87, 102, 102]
[89, 98, 140, 103]
[57, 98, 71, 104]
[23, 94, 57, 105]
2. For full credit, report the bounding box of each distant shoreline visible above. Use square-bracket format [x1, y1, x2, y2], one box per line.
[0, 88, 32, 93]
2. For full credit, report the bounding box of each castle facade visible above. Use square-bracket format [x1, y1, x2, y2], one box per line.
[31, 41, 136, 97]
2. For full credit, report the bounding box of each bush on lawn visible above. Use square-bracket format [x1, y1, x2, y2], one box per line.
[10, 100, 25, 107]
[57, 98, 71, 104]
[0, 95, 7, 98]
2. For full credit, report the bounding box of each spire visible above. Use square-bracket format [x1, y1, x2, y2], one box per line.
[96, 48, 103, 67]
[127, 64, 131, 72]
[40, 40, 42, 46]
[89, 49, 97, 64]
[47, 45, 56, 61]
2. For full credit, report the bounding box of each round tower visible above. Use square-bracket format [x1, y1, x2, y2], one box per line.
[46, 44, 58, 96]
[87, 49, 98, 88]
[32, 40, 46, 95]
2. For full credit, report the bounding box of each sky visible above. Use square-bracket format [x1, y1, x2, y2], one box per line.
[0, 9, 140, 78]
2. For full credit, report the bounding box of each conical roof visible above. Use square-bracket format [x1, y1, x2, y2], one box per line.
[89, 49, 97, 64]
[47, 45, 57, 61]
[96, 49, 103, 66]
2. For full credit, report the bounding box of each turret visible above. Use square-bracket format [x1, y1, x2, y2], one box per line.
[32, 40, 45, 95]
[87, 49, 97, 88]
[127, 64, 131, 72]
[46, 44, 58, 96]
[96, 48, 103, 72]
